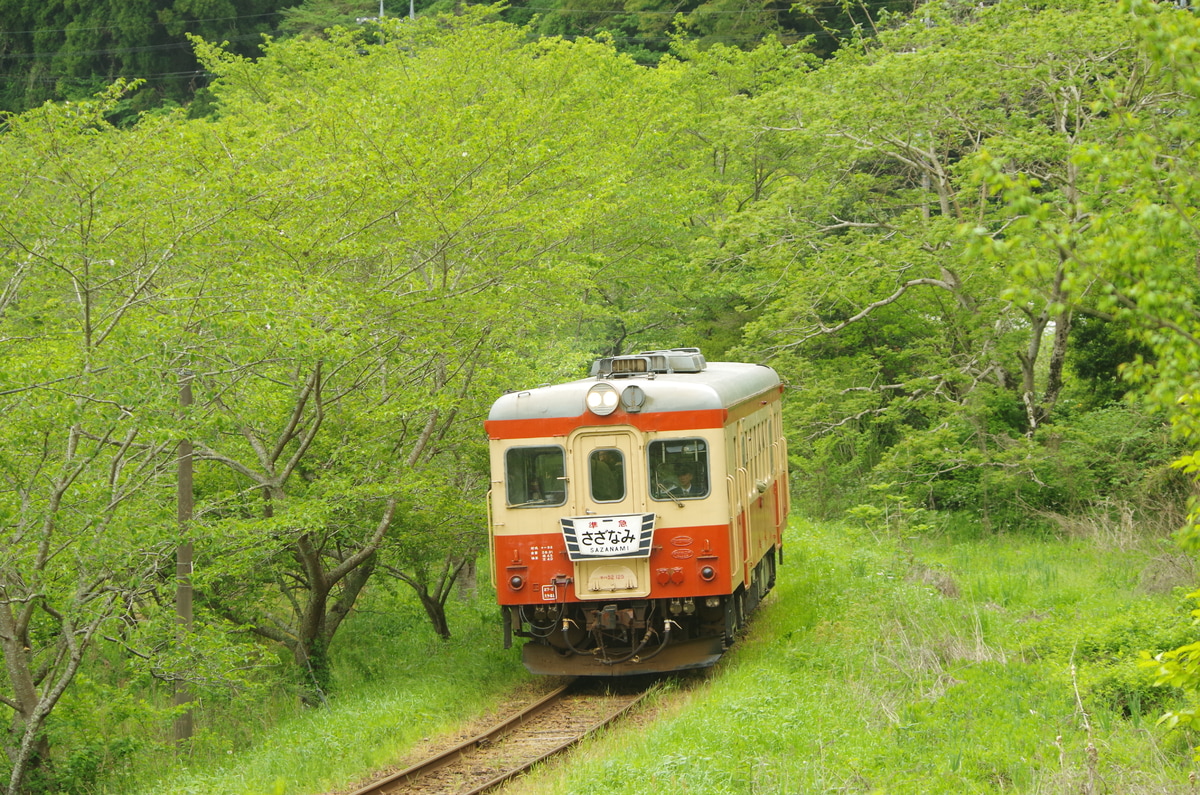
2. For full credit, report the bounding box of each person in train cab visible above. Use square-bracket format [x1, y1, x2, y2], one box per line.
[590, 449, 624, 501]
[673, 463, 702, 497]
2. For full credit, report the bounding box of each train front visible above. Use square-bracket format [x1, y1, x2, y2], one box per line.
[485, 349, 785, 676]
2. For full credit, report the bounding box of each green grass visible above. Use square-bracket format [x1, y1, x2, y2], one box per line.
[113, 594, 537, 795]
[510, 520, 1200, 794]
[106, 520, 1200, 794]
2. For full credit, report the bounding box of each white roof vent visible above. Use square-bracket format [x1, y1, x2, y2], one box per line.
[590, 348, 707, 378]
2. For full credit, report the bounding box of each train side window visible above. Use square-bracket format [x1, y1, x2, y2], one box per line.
[648, 439, 709, 500]
[504, 446, 566, 507]
[589, 449, 625, 502]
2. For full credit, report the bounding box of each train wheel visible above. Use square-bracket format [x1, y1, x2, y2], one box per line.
[723, 591, 745, 646]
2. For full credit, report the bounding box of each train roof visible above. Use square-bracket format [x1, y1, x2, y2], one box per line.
[487, 351, 781, 426]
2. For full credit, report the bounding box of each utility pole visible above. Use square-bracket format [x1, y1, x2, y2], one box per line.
[174, 373, 194, 746]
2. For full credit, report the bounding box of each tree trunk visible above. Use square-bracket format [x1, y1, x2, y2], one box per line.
[0, 601, 49, 795]
[2, 604, 102, 795]
[386, 555, 469, 640]
[292, 635, 331, 708]
[418, 592, 452, 640]
[456, 558, 477, 600]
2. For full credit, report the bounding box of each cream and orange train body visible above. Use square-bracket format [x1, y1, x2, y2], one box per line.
[486, 348, 789, 676]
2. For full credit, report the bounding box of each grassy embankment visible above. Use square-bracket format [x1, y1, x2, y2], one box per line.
[121, 596, 535, 795]
[133, 517, 1200, 794]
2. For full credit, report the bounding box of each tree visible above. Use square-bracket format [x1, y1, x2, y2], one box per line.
[278, 0, 397, 38]
[681, 0, 1165, 517]
[968, 0, 1200, 732]
[172, 9, 713, 695]
[0, 86, 214, 794]
[0, 0, 286, 118]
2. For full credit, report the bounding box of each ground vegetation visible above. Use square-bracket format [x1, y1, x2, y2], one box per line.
[4, 0, 1200, 792]
[134, 519, 1200, 794]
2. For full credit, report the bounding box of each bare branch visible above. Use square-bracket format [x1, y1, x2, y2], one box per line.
[771, 276, 956, 352]
[327, 497, 396, 586]
[269, 362, 320, 466]
[279, 362, 323, 485]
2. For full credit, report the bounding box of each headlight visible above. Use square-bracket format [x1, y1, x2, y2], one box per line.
[585, 383, 620, 416]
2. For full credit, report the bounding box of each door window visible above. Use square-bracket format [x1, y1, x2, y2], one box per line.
[589, 448, 626, 502]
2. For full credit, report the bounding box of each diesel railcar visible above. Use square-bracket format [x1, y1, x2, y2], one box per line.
[486, 348, 789, 676]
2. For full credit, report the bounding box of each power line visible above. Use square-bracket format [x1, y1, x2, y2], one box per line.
[0, 3, 847, 66]
[516, 6, 792, 14]
[0, 31, 279, 61]
[0, 11, 284, 36]
[0, 70, 211, 84]
[509, 0, 896, 12]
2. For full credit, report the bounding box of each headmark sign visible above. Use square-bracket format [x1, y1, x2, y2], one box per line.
[560, 513, 655, 561]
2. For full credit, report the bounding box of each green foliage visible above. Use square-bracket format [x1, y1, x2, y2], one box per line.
[1, 12, 733, 788]
[846, 481, 933, 537]
[966, 0, 1200, 745]
[278, 0, 401, 38]
[0, 0, 285, 118]
[40, 676, 161, 794]
[1069, 315, 1155, 407]
[673, 0, 1189, 534]
[1141, 588, 1200, 735]
[0, 80, 208, 794]
[174, 10, 715, 680]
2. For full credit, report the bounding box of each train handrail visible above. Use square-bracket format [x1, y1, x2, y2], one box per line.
[485, 487, 495, 591]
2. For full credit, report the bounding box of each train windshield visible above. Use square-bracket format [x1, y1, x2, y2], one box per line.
[588, 448, 626, 502]
[504, 446, 566, 507]
[649, 439, 709, 499]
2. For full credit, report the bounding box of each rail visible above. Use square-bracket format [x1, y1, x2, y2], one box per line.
[345, 679, 653, 795]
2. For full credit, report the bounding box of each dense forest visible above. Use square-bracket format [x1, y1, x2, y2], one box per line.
[0, 0, 917, 118]
[4, 0, 1200, 792]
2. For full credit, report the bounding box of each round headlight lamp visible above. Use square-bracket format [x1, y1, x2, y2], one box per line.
[586, 383, 620, 416]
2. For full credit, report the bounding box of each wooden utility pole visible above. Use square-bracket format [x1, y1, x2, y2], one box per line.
[174, 373, 194, 745]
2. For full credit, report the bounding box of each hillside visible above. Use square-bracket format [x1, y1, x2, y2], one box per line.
[5, 0, 1200, 792]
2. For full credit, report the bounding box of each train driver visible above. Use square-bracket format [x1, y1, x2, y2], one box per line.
[672, 463, 705, 497]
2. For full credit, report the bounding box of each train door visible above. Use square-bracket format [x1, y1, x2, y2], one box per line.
[568, 430, 639, 517]
[566, 429, 651, 601]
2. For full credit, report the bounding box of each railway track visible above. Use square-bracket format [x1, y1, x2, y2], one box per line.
[345, 678, 655, 795]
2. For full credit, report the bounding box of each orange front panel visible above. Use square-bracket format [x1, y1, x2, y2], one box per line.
[495, 524, 735, 606]
[496, 532, 571, 606]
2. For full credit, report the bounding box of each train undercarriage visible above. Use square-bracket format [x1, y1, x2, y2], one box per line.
[507, 549, 777, 676]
